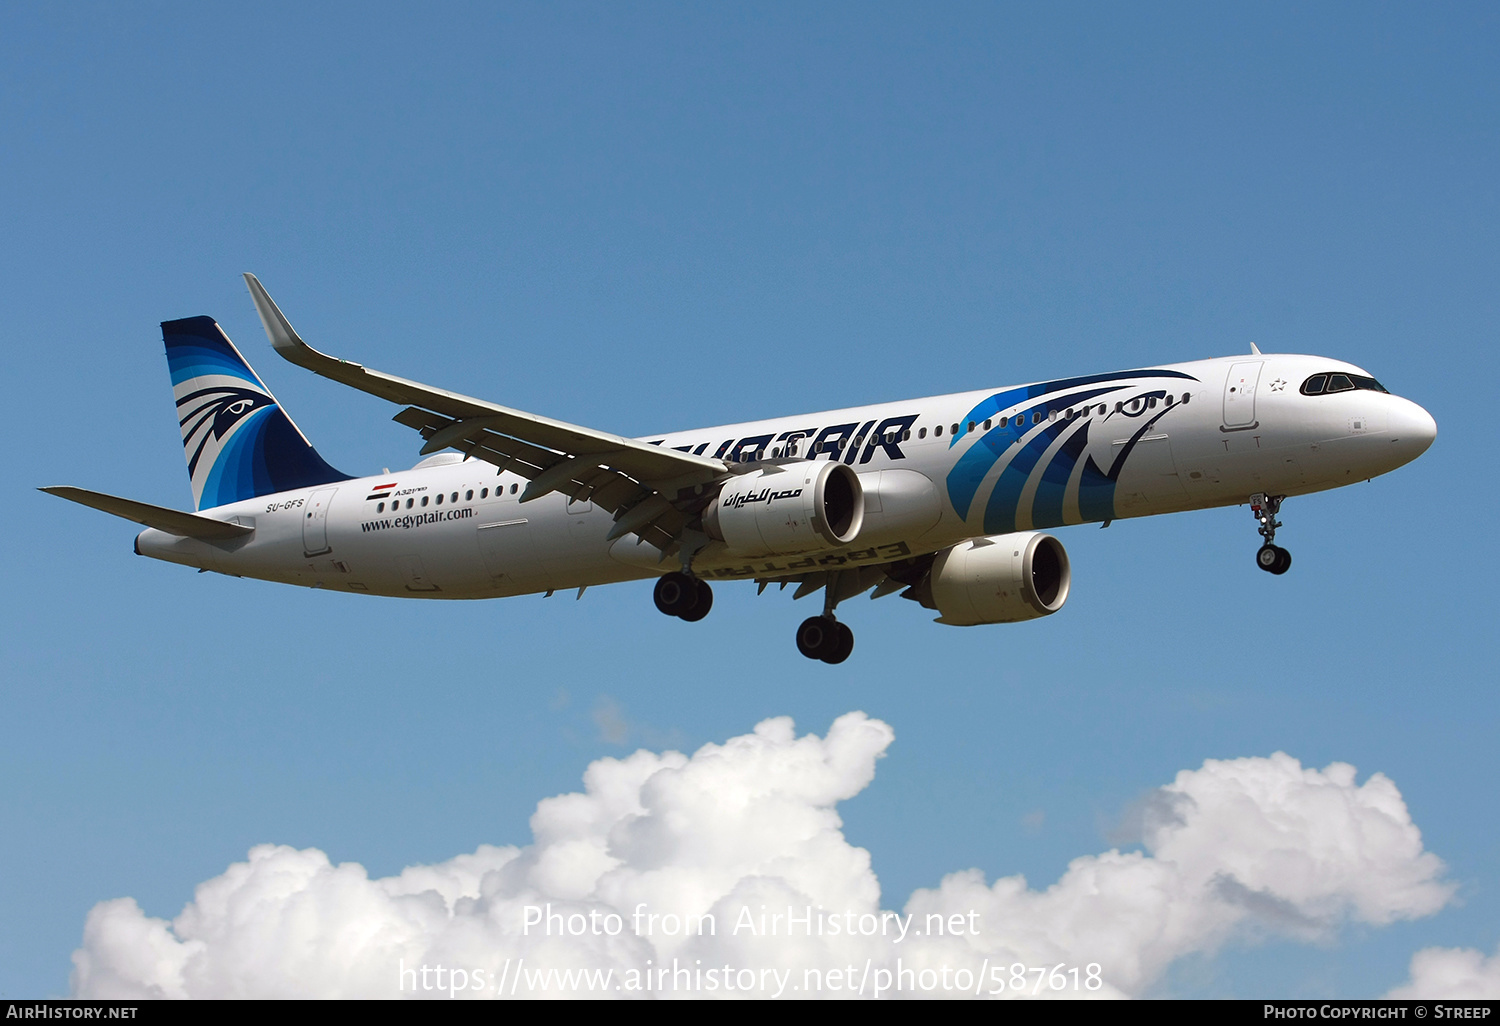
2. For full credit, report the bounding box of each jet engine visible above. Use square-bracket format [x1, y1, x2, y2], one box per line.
[924, 532, 1071, 626]
[703, 462, 864, 557]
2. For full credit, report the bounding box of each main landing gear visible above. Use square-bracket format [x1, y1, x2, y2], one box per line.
[654, 564, 859, 665]
[792, 569, 864, 664]
[654, 571, 713, 622]
[1251, 493, 1292, 575]
[796, 616, 854, 665]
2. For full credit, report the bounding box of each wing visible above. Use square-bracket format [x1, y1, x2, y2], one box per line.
[243, 274, 728, 554]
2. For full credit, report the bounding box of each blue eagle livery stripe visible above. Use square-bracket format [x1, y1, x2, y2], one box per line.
[163, 316, 350, 510]
[945, 370, 1198, 532]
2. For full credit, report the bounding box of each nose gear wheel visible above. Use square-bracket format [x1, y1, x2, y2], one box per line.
[1256, 543, 1292, 575]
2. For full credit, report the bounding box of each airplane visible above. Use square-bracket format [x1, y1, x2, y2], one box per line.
[42, 274, 1437, 664]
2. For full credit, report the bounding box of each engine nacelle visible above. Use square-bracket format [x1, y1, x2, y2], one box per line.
[928, 532, 1071, 626]
[703, 462, 864, 557]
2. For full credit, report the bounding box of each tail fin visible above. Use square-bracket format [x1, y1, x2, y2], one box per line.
[163, 316, 349, 510]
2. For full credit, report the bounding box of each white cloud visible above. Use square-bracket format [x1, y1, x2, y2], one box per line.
[71, 714, 1454, 999]
[1387, 943, 1500, 999]
[899, 752, 1454, 997]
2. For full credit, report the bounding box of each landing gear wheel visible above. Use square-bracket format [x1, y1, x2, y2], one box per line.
[821, 621, 854, 665]
[796, 617, 833, 660]
[796, 616, 855, 663]
[654, 572, 701, 618]
[678, 579, 714, 622]
[1256, 544, 1292, 575]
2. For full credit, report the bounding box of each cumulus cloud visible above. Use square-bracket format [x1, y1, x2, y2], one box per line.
[1387, 943, 1500, 999]
[72, 714, 1454, 999]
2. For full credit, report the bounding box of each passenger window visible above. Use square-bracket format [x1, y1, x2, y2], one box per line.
[983, 419, 991, 430]
[918, 427, 927, 439]
[968, 421, 976, 432]
[451, 492, 458, 502]
[935, 425, 943, 437]
[466, 490, 473, 501]
[1327, 374, 1354, 393]
[998, 416, 1007, 428]
[1182, 393, 1191, 404]
[377, 502, 384, 513]
[1148, 397, 1157, 408]
[435, 494, 443, 505]
[406, 498, 414, 509]
[421, 496, 429, 507]
[510, 484, 518, 494]
[951, 424, 959, 435]
[481, 488, 488, 498]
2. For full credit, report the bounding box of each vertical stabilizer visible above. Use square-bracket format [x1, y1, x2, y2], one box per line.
[163, 316, 349, 510]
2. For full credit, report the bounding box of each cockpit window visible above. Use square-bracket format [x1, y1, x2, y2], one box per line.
[1300, 372, 1389, 396]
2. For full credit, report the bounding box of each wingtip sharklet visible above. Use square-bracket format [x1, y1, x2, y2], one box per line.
[243, 272, 360, 373]
[243, 272, 301, 352]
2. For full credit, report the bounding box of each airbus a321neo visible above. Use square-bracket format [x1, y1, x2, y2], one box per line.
[43, 274, 1437, 664]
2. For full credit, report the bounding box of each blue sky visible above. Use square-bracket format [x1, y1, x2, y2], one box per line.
[3, 2, 1497, 998]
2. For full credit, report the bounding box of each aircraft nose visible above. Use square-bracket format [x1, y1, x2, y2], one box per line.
[1389, 397, 1437, 461]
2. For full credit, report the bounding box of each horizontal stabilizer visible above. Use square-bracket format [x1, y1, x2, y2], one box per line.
[39, 487, 254, 540]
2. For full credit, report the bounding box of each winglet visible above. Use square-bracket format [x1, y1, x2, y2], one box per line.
[243, 273, 361, 374]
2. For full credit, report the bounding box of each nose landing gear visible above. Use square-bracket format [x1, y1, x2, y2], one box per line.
[1251, 493, 1292, 575]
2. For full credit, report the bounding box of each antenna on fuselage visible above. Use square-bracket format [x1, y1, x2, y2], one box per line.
[1250, 342, 1263, 355]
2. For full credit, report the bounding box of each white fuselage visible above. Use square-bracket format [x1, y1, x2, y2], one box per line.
[135, 353, 1436, 599]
